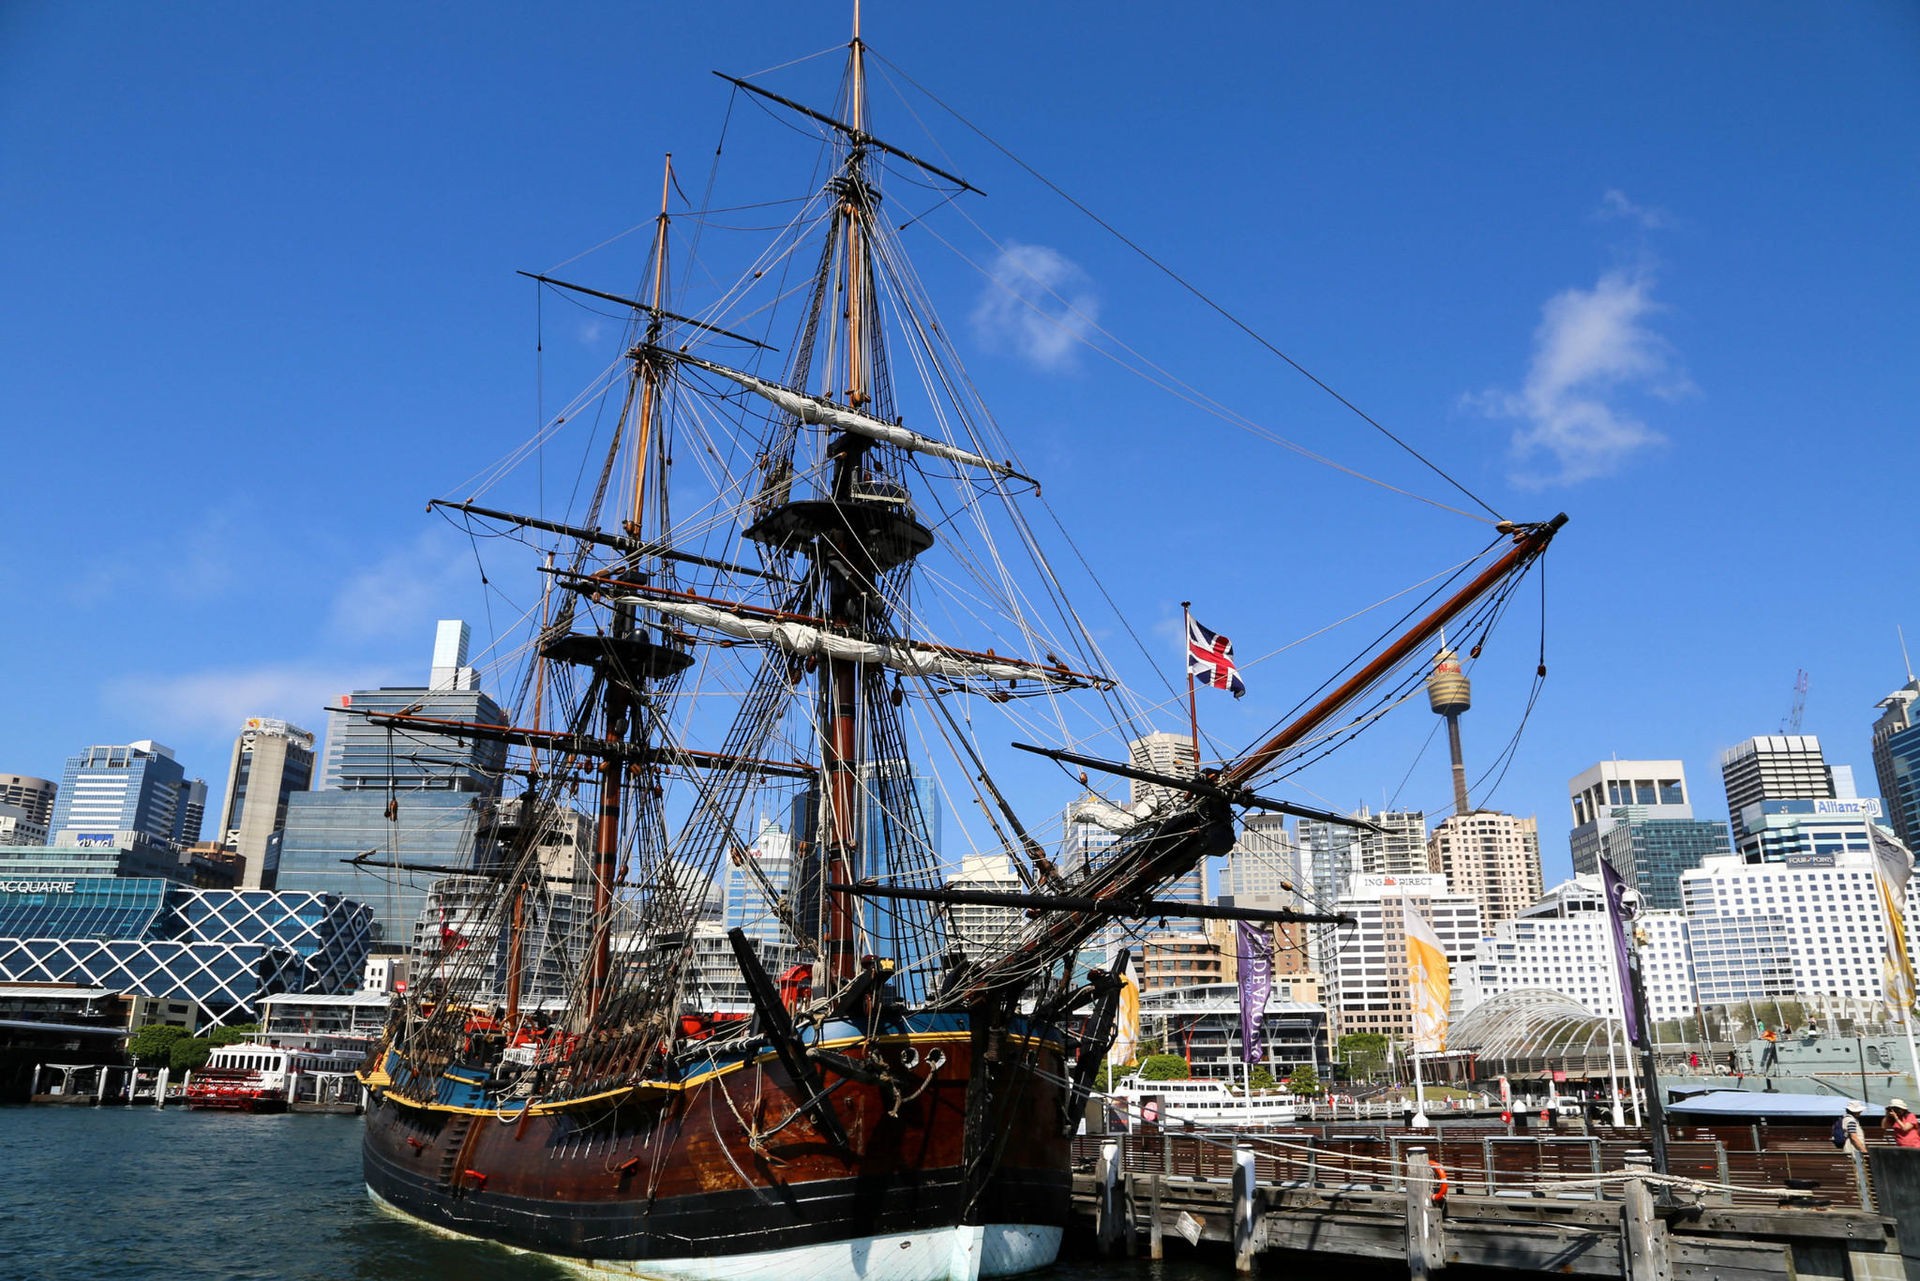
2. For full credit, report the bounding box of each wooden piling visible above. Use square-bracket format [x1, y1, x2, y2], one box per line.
[1620, 1154, 1670, 1281]
[1232, 1144, 1259, 1274]
[1095, 1139, 1124, 1256]
[1405, 1146, 1444, 1279]
[1149, 1173, 1163, 1259]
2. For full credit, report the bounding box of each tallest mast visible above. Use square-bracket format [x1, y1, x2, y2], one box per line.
[820, 18, 874, 987]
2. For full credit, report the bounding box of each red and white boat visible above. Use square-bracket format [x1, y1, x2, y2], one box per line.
[185, 1043, 363, 1112]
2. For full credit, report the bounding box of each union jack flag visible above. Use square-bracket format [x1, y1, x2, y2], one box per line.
[1186, 614, 1246, 698]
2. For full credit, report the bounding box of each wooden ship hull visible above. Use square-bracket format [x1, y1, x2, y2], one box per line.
[362, 1019, 1072, 1280]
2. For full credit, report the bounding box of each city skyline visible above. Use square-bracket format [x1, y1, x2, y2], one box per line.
[3, 5, 1916, 890]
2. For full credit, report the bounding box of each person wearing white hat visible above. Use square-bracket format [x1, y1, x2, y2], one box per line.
[1838, 1101, 1869, 1153]
[1884, 1099, 1920, 1148]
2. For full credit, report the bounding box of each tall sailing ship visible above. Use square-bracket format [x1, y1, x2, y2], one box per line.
[357, 17, 1565, 1281]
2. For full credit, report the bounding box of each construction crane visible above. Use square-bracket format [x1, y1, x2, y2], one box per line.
[1782, 668, 1810, 734]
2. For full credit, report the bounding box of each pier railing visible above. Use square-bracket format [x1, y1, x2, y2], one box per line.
[1073, 1127, 1879, 1211]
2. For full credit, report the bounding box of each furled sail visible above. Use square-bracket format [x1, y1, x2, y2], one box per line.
[666, 350, 1035, 484]
[624, 594, 1107, 690]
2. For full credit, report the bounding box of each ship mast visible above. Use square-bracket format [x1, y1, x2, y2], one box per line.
[587, 155, 677, 1022]
[818, 27, 873, 989]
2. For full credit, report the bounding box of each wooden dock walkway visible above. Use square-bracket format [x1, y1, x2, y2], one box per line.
[1069, 1129, 1916, 1280]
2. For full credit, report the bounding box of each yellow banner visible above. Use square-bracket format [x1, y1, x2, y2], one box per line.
[1109, 972, 1141, 1063]
[1872, 826, 1916, 1020]
[1406, 904, 1451, 1053]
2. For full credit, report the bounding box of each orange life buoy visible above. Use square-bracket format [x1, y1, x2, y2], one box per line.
[1431, 1163, 1449, 1205]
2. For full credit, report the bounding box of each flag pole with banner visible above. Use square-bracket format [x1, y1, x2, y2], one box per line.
[1868, 821, 1920, 1091]
[1184, 603, 1247, 776]
[1236, 919, 1273, 1086]
[1599, 858, 1642, 1044]
[1600, 856, 1650, 1125]
[1405, 901, 1450, 1128]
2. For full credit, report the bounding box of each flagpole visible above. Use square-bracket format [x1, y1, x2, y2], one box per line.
[1605, 1015, 1626, 1128]
[1410, 1035, 1430, 1128]
[1868, 818, 1920, 1097]
[1182, 600, 1201, 775]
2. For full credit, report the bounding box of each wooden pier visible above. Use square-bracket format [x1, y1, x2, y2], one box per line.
[1069, 1128, 1918, 1280]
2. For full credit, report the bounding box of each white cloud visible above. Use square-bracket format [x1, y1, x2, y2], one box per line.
[971, 242, 1098, 371]
[1598, 188, 1671, 230]
[1474, 267, 1690, 486]
[326, 527, 480, 645]
[104, 662, 405, 741]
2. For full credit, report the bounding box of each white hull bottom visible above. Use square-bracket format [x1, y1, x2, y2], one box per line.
[367, 1186, 1061, 1281]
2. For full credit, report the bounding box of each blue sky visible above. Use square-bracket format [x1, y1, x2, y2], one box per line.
[3, 3, 1916, 887]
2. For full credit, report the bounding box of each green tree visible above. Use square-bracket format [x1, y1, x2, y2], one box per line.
[169, 1037, 213, 1075]
[1286, 1064, 1322, 1097]
[127, 1024, 188, 1065]
[207, 1022, 259, 1048]
[1248, 1065, 1278, 1092]
[1336, 1032, 1389, 1083]
[1137, 1053, 1190, 1081]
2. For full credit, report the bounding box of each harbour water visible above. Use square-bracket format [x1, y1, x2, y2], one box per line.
[0, 1109, 1229, 1281]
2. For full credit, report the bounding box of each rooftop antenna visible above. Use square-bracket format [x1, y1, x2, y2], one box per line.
[1901, 625, 1915, 684]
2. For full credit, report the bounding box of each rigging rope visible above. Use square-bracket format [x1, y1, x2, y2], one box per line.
[868, 48, 1506, 526]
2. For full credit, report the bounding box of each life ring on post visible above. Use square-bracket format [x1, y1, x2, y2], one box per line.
[1430, 1164, 1449, 1206]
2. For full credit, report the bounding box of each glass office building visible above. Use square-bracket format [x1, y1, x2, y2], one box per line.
[1593, 813, 1733, 911]
[47, 741, 191, 844]
[0, 877, 372, 1026]
[277, 789, 490, 947]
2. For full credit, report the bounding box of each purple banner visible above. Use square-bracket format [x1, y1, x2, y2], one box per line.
[1600, 858, 1643, 1046]
[1236, 919, 1272, 1065]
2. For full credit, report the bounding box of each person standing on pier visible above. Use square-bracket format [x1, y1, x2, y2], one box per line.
[1884, 1100, 1920, 1148]
[1838, 1101, 1870, 1154]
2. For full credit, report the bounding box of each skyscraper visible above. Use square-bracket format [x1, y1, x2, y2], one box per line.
[1221, 812, 1310, 978]
[725, 818, 796, 950]
[1567, 760, 1728, 910]
[1568, 760, 1692, 870]
[1120, 732, 1204, 904]
[278, 621, 509, 946]
[1872, 678, 1920, 850]
[217, 718, 317, 889]
[0, 774, 57, 829]
[179, 779, 208, 845]
[1720, 736, 1835, 843]
[1325, 872, 1480, 1040]
[1360, 807, 1429, 877]
[47, 741, 190, 846]
[1426, 810, 1542, 928]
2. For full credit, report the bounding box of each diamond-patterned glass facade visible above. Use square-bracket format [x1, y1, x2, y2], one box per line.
[0, 879, 372, 1026]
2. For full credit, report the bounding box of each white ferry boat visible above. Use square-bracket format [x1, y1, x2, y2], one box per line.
[184, 1042, 364, 1112]
[1109, 1075, 1298, 1129]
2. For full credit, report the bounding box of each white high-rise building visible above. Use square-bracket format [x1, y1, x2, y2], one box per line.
[1325, 872, 1480, 1040]
[1127, 731, 1195, 807]
[429, 619, 480, 692]
[1119, 732, 1204, 905]
[943, 852, 1026, 963]
[1474, 877, 1695, 1025]
[1680, 841, 1920, 1006]
[1427, 810, 1542, 928]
